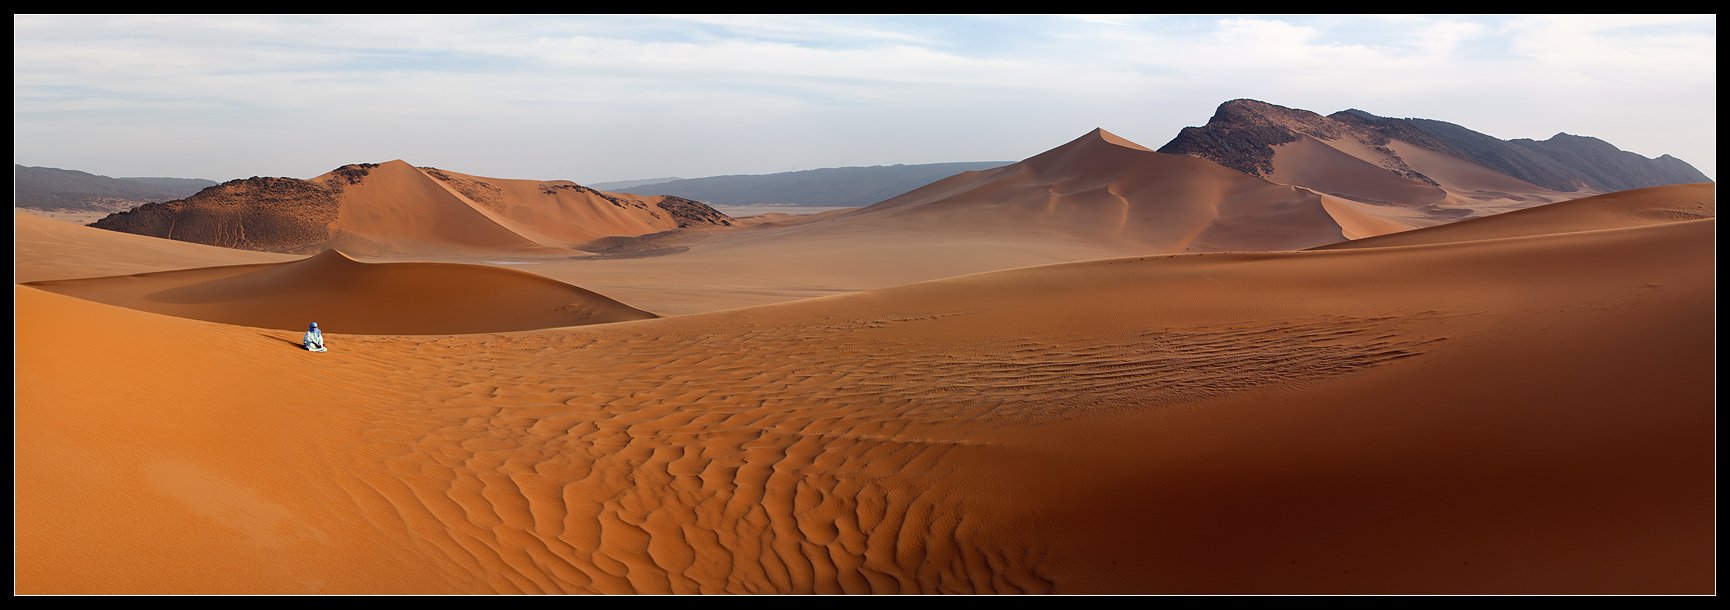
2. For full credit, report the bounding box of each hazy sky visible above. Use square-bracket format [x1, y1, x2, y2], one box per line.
[13, 14, 1718, 182]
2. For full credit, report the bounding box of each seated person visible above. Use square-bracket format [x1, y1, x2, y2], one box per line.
[304, 322, 328, 352]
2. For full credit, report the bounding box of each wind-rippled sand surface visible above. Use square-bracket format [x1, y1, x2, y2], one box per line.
[16, 211, 1714, 593]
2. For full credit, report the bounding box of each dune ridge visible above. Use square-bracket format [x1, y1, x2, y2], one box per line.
[1317, 183, 1715, 250]
[825, 128, 1350, 252]
[13, 210, 298, 282]
[87, 161, 733, 255]
[26, 249, 656, 334]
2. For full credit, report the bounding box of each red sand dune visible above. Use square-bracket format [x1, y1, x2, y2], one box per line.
[1317, 182, 1716, 249]
[323, 161, 732, 254]
[26, 249, 655, 334]
[13, 210, 296, 282]
[15, 213, 1714, 593]
[1263, 132, 1582, 214]
[88, 160, 732, 255]
[829, 128, 1351, 252]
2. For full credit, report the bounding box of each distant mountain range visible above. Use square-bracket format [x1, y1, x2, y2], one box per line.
[15, 164, 216, 212]
[600, 162, 1011, 207]
[590, 177, 684, 191]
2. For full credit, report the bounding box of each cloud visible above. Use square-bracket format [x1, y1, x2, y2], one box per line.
[11, 15, 1717, 181]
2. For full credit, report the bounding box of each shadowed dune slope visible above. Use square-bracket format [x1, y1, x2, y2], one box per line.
[15, 216, 1713, 594]
[323, 161, 545, 254]
[13, 210, 297, 282]
[830, 128, 1348, 252]
[396, 166, 730, 248]
[25, 249, 655, 334]
[1317, 183, 1715, 250]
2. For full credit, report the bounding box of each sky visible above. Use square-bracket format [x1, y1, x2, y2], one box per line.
[12, 14, 1718, 183]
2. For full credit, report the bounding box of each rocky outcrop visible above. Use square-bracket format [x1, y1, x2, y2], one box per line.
[1158, 100, 1435, 184]
[1156, 100, 1306, 176]
[327, 163, 379, 186]
[89, 176, 339, 253]
[656, 195, 732, 227]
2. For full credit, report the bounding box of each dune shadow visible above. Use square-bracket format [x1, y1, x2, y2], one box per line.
[258, 332, 310, 350]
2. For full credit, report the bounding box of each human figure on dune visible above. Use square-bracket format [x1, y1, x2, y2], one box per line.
[304, 322, 327, 352]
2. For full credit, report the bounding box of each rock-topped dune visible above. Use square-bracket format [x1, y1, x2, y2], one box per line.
[90, 160, 733, 255]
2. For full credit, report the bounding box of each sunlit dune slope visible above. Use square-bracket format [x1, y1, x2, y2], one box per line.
[26, 249, 655, 334]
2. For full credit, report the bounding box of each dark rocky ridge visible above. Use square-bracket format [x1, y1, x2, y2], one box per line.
[1158, 100, 1435, 184]
[1505, 132, 1713, 192]
[1160, 99, 1711, 193]
[89, 176, 340, 253]
[656, 195, 733, 227]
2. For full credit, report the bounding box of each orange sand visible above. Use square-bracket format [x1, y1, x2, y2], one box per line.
[15, 213, 1714, 593]
[13, 210, 296, 282]
[1318, 183, 1715, 250]
[26, 250, 655, 334]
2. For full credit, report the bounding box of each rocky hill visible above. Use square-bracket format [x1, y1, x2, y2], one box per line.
[1160, 99, 1710, 194]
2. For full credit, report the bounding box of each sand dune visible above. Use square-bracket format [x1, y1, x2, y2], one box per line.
[323, 161, 547, 254]
[1268, 135, 1448, 205]
[833, 128, 1349, 252]
[88, 161, 733, 255]
[1318, 183, 1715, 250]
[1265, 134, 1581, 214]
[431, 129, 1357, 315]
[406, 166, 730, 248]
[487, 128, 1460, 314]
[13, 210, 297, 283]
[16, 216, 1713, 593]
[26, 249, 655, 334]
[313, 147, 1700, 317]
[323, 161, 733, 254]
[38, 127, 1599, 322]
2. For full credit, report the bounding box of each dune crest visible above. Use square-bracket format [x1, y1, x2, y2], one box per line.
[827, 128, 1349, 252]
[14, 210, 298, 282]
[1317, 183, 1716, 250]
[26, 249, 656, 334]
[87, 161, 734, 255]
